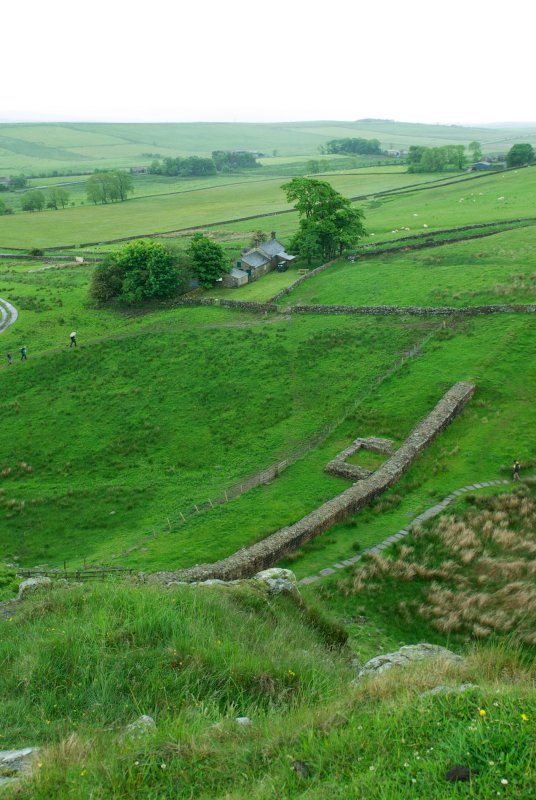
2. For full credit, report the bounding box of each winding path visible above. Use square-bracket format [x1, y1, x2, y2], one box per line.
[0, 298, 18, 334]
[298, 476, 535, 585]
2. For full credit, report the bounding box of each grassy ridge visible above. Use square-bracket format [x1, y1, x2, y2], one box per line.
[1, 582, 534, 799]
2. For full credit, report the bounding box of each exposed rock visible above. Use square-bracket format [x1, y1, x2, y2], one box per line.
[423, 683, 477, 697]
[353, 643, 463, 683]
[253, 568, 298, 594]
[17, 577, 52, 600]
[0, 747, 40, 777]
[121, 715, 156, 740]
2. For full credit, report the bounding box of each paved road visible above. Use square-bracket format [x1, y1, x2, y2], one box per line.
[0, 298, 18, 334]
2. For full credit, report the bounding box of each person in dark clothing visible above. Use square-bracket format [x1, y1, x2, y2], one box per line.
[7, 352, 12, 365]
[20, 346, 27, 361]
[513, 460, 521, 481]
[69, 331, 77, 348]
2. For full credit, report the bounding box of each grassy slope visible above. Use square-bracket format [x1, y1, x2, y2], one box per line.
[1, 582, 534, 799]
[0, 274, 425, 568]
[281, 224, 536, 307]
[277, 311, 536, 577]
[0, 171, 449, 249]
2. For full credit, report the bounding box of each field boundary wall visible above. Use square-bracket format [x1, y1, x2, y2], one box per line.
[149, 381, 475, 584]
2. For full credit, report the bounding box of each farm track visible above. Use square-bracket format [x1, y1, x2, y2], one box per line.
[0, 298, 18, 334]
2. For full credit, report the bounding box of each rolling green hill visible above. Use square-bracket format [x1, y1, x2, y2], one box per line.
[0, 119, 534, 176]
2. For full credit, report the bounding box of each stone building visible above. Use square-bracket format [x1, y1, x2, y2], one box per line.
[222, 232, 294, 288]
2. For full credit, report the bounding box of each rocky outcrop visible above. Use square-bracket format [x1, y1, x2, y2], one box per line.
[0, 748, 40, 788]
[353, 643, 463, 683]
[17, 577, 52, 600]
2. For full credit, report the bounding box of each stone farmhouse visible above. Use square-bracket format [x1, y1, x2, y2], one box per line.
[222, 232, 295, 288]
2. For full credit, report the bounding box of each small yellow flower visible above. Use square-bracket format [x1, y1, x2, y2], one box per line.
[288, 669, 296, 677]
[80, 770, 87, 777]
[479, 709, 486, 717]
[521, 713, 529, 721]
[37, 762, 43, 769]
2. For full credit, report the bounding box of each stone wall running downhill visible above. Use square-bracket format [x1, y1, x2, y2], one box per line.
[149, 381, 475, 585]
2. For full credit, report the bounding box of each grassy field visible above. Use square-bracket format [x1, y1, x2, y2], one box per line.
[0, 259, 428, 568]
[0, 170, 462, 249]
[2, 122, 536, 800]
[279, 223, 536, 308]
[1, 119, 533, 175]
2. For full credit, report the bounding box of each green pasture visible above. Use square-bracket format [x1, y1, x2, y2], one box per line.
[2, 119, 531, 177]
[362, 166, 536, 240]
[0, 274, 426, 568]
[0, 170, 461, 249]
[109, 311, 536, 576]
[280, 224, 536, 307]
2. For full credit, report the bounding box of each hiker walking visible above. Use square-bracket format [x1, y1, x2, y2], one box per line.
[69, 331, 77, 348]
[20, 346, 27, 361]
[6, 352, 12, 365]
[513, 460, 521, 481]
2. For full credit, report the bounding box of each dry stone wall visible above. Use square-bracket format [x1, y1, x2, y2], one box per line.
[175, 297, 278, 314]
[150, 382, 475, 585]
[290, 303, 536, 316]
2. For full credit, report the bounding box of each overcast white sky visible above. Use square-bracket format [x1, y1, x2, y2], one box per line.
[2, 0, 533, 125]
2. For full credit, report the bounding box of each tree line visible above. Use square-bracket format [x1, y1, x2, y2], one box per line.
[320, 137, 382, 155]
[148, 150, 260, 177]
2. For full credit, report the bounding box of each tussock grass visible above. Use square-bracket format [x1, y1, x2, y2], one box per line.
[341, 489, 536, 647]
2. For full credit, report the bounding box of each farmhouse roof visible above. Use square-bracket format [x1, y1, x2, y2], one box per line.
[241, 251, 270, 268]
[230, 266, 249, 279]
[258, 237, 286, 257]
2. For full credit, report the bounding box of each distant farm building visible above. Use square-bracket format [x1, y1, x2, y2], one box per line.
[468, 161, 496, 172]
[223, 232, 295, 288]
[130, 166, 147, 174]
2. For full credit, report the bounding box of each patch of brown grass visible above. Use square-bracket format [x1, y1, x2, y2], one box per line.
[344, 489, 536, 646]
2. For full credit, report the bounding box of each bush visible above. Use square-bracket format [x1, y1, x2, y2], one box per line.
[90, 240, 188, 305]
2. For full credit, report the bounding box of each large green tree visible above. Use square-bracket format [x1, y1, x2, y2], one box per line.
[47, 187, 70, 209]
[187, 234, 230, 287]
[468, 140, 482, 161]
[20, 190, 45, 211]
[282, 177, 366, 263]
[86, 171, 133, 204]
[506, 143, 535, 168]
[90, 240, 184, 304]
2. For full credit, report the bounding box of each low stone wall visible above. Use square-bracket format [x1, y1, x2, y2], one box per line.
[175, 297, 278, 314]
[269, 259, 337, 302]
[290, 303, 536, 317]
[150, 382, 475, 584]
[324, 436, 395, 481]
